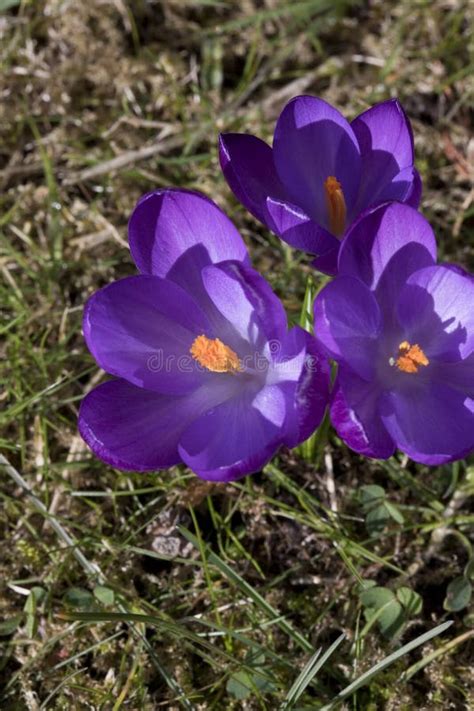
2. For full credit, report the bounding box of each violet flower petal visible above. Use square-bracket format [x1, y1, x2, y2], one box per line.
[313, 275, 382, 381]
[330, 367, 395, 460]
[339, 202, 437, 289]
[79, 375, 245, 472]
[201, 260, 287, 349]
[266, 197, 339, 255]
[351, 99, 418, 213]
[79, 379, 193, 471]
[431, 354, 474, 399]
[405, 168, 422, 208]
[178, 386, 283, 481]
[218, 133, 286, 227]
[273, 95, 361, 228]
[339, 202, 437, 327]
[380, 383, 474, 465]
[276, 326, 331, 447]
[83, 275, 215, 395]
[398, 265, 474, 360]
[128, 188, 249, 282]
[310, 248, 340, 276]
[360, 165, 420, 209]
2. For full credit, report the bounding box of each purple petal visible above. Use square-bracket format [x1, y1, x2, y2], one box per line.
[339, 202, 437, 289]
[313, 276, 382, 380]
[432, 354, 474, 399]
[353, 99, 414, 166]
[310, 247, 340, 276]
[275, 326, 330, 447]
[128, 189, 249, 283]
[397, 265, 474, 361]
[219, 133, 286, 227]
[380, 382, 474, 465]
[178, 387, 283, 481]
[79, 379, 189, 471]
[266, 197, 339, 255]
[405, 168, 422, 208]
[83, 275, 213, 395]
[201, 261, 287, 349]
[358, 166, 421, 212]
[338, 202, 437, 326]
[330, 368, 395, 459]
[79, 374, 244, 472]
[351, 99, 417, 212]
[273, 96, 361, 230]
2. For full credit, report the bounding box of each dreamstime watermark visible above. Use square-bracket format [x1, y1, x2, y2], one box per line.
[146, 340, 322, 375]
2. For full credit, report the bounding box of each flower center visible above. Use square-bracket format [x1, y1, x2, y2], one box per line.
[390, 340, 429, 374]
[190, 335, 241, 373]
[324, 176, 346, 237]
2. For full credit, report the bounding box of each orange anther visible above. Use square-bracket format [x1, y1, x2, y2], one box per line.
[324, 175, 347, 237]
[190, 335, 241, 373]
[394, 341, 429, 374]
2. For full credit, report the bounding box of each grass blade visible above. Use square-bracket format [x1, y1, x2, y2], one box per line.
[320, 620, 453, 710]
[179, 525, 313, 652]
[282, 632, 346, 709]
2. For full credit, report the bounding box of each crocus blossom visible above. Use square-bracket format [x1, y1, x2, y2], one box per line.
[313, 201, 474, 465]
[220, 96, 421, 275]
[79, 189, 330, 481]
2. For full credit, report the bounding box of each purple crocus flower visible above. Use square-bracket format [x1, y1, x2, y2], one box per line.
[313, 201, 474, 465]
[220, 96, 421, 275]
[79, 189, 330, 481]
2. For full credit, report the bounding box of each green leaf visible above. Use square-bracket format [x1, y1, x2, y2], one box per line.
[383, 500, 405, 525]
[63, 587, 96, 610]
[0, 615, 23, 636]
[93, 586, 115, 606]
[360, 586, 404, 638]
[358, 485, 404, 536]
[299, 274, 315, 332]
[227, 670, 254, 700]
[396, 586, 422, 616]
[226, 669, 275, 699]
[365, 504, 390, 536]
[226, 655, 276, 700]
[23, 587, 46, 638]
[23, 586, 46, 613]
[358, 485, 385, 510]
[444, 576, 472, 612]
[0, 0, 21, 12]
[464, 558, 474, 581]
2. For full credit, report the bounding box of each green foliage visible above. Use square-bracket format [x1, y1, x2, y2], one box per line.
[444, 576, 472, 612]
[23, 586, 46, 638]
[0, 615, 23, 636]
[357, 484, 405, 536]
[93, 585, 115, 606]
[226, 654, 276, 700]
[360, 583, 423, 639]
[0, 0, 21, 13]
[63, 587, 97, 610]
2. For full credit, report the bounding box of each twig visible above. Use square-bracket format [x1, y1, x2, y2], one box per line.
[61, 134, 183, 186]
[324, 449, 338, 513]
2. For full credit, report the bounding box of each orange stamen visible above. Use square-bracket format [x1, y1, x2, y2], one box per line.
[324, 175, 347, 237]
[190, 335, 241, 373]
[393, 340, 429, 374]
